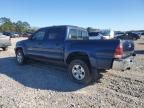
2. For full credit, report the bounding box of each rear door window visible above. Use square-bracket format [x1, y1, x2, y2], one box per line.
[46, 27, 66, 40]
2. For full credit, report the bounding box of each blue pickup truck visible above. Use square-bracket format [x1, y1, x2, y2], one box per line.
[15, 25, 135, 84]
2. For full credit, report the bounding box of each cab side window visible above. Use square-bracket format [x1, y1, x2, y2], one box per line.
[32, 29, 46, 41]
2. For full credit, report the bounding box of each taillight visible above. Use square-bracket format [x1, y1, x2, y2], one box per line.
[114, 44, 123, 58]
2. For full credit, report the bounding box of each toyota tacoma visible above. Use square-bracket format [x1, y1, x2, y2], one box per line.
[15, 25, 135, 84]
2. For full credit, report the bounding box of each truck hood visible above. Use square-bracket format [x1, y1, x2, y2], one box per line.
[16, 39, 28, 46]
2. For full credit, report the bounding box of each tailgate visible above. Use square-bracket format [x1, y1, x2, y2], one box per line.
[121, 40, 134, 57]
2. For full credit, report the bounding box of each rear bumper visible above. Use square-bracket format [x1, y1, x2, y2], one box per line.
[112, 56, 135, 71]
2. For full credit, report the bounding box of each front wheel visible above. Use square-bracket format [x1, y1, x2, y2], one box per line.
[68, 60, 92, 85]
[16, 49, 26, 65]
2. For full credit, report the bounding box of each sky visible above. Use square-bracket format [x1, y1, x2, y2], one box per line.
[0, 0, 144, 31]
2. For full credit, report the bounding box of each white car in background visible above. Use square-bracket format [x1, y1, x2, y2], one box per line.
[0, 33, 11, 51]
[88, 32, 103, 40]
[88, 29, 115, 40]
[100, 29, 114, 39]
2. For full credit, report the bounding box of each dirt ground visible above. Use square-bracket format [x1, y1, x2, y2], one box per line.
[0, 37, 144, 108]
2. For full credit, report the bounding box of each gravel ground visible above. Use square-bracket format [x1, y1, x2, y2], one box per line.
[0, 37, 144, 108]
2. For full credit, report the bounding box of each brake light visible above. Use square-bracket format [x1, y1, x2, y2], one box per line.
[114, 44, 123, 58]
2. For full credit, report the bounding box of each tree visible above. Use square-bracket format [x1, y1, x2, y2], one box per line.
[0, 17, 31, 33]
[15, 21, 30, 33]
[28, 27, 38, 32]
[1, 22, 14, 32]
[23, 22, 30, 32]
[0, 17, 14, 32]
[0, 17, 11, 25]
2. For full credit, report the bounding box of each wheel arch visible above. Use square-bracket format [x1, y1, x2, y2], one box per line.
[66, 52, 91, 68]
[15, 47, 26, 55]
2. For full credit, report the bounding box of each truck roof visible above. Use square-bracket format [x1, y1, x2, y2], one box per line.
[41, 25, 86, 31]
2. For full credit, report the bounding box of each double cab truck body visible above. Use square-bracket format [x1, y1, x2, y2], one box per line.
[15, 25, 135, 84]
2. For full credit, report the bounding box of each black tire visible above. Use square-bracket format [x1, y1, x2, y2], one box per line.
[2, 47, 8, 51]
[68, 60, 92, 85]
[16, 49, 26, 65]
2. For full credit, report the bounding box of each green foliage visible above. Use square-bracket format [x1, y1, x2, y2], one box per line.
[15, 21, 30, 33]
[0, 17, 11, 24]
[0, 17, 32, 33]
[0, 17, 13, 32]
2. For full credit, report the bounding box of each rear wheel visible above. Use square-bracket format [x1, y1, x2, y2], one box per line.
[16, 49, 26, 65]
[68, 60, 92, 85]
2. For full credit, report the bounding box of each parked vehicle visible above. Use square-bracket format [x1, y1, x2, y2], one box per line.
[3, 32, 19, 38]
[13, 32, 19, 37]
[100, 29, 115, 39]
[15, 25, 135, 84]
[22, 32, 33, 37]
[88, 32, 103, 40]
[141, 32, 144, 37]
[115, 31, 125, 37]
[88, 29, 115, 40]
[114, 31, 125, 39]
[0, 34, 11, 51]
[116, 32, 140, 40]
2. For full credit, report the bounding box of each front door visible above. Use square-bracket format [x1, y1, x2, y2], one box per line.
[26, 28, 46, 57]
